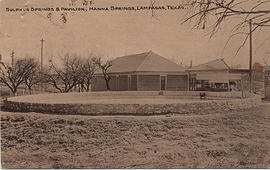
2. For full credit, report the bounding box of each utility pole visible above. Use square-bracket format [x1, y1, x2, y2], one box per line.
[11, 50, 14, 68]
[249, 20, 253, 92]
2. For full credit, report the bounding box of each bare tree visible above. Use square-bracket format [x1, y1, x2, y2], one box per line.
[0, 56, 38, 96]
[182, 0, 270, 55]
[23, 58, 42, 94]
[95, 58, 112, 91]
[43, 54, 82, 93]
[78, 56, 97, 92]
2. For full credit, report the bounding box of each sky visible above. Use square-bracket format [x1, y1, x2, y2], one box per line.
[0, 0, 270, 68]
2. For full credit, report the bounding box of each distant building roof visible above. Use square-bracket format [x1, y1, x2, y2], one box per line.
[97, 51, 185, 74]
[188, 58, 230, 71]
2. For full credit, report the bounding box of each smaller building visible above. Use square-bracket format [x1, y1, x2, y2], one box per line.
[92, 51, 188, 91]
[187, 59, 247, 91]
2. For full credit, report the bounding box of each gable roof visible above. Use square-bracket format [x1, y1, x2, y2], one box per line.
[98, 51, 185, 74]
[188, 58, 230, 71]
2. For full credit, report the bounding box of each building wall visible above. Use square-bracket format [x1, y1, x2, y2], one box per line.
[118, 75, 128, 91]
[92, 75, 117, 91]
[92, 73, 189, 91]
[92, 76, 107, 91]
[137, 75, 160, 91]
[130, 75, 137, 91]
[109, 76, 117, 91]
[167, 75, 188, 91]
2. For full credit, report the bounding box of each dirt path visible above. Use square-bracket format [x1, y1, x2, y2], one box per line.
[1, 104, 270, 168]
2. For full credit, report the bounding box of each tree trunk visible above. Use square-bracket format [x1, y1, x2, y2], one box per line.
[86, 80, 91, 92]
[81, 84, 85, 92]
[27, 86, 32, 94]
[11, 89, 17, 96]
[86, 84, 90, 92]
[105, 79, 110, 91]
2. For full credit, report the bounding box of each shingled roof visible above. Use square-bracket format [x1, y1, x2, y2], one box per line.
[98, 51, 185, 74]
[188, 58, 230, 71]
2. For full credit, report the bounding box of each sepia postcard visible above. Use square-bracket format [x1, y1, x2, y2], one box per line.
[1, 0, 270, 169]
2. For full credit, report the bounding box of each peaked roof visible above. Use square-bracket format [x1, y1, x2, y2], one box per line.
[99, 51, 185, 73]
[188, 58, 230, 71]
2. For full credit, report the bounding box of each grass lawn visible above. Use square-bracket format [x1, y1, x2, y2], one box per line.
[7, 93, 213, 104]
[1, 104, 270, 168]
